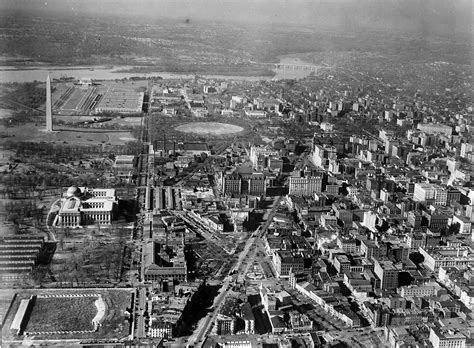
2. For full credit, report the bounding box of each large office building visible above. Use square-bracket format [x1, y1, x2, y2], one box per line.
[222, 172, 242, 195]
[213, 303, 237, 335]
[288, 172, 322, 196]
[95, 88, 144, 114]
[272, 251, 311, 278]
[222, 172, 268, 196]
[422, 208, 451, 231]
[249, 146, 279, 169]
[413, 183, 447, 205]
[50, 186, 117, 227]
[373, 259, 399, 290]
[399, 283, 439, 298]
[143, 240, 187, 283]
[419, 246, 474, 272]
[417, 123, 453, 137]
[312, 144, 337, 170]
[241, 302, 255, 334]
[429, 327, 466, 348]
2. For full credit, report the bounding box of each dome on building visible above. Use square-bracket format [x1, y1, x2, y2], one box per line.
[66, 186, 82, 197]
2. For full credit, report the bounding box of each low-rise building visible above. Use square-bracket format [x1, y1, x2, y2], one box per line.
[399, 283, 439, 298]
[343, 272, 372, 296]
[113, 155, 136, 182]
[294, 281, 360, 327]
[0, 236, 45, 282]
[320, 214, 338, 229]
[288, 311, 313, 332]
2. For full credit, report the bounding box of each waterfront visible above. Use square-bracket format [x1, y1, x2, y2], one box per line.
[0, 56, 320, 83]
[0, 65, 272, 83]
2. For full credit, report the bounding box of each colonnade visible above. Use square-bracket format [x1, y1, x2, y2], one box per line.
[58, 212, 111, 227]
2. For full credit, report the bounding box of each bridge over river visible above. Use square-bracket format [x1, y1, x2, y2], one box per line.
[252, 60, 331, 74]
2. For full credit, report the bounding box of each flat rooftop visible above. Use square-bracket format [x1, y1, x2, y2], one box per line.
[96, 89, 144, 111]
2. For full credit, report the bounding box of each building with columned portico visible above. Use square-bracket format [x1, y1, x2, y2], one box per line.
[50, 186, 117, 227]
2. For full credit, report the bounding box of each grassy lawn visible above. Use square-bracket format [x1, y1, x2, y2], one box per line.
[175, 122, 244, 136]
[1, 289, 133, 342]
[97, 290, 132, 338]
[27, 296, 97, 332]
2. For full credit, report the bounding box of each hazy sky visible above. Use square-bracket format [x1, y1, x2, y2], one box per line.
[1, 0, 472, 36]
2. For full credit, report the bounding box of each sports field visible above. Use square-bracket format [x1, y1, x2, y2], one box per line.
[27, 296, 97, 332]
[175, 122, 244, 135]
[2, 289, 133, 343]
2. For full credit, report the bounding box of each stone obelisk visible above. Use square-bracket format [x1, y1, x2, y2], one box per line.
[46, 75, 53, 132]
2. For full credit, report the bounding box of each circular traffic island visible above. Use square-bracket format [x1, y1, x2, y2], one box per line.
[175, 122, 244, 136]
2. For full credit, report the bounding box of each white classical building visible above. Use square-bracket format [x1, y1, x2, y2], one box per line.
[51, 186, 117, 227]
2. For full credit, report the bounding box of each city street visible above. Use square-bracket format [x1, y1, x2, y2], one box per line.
[186, 195, 283, 347]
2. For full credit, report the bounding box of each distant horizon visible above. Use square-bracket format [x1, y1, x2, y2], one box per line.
[1, 0, 471, 36]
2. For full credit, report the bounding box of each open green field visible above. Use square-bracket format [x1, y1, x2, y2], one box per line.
[0, 123, 135, 146]
[27, 296, 97, 332]
[175, 122, 244, 136]
[2, 289, 132, 344]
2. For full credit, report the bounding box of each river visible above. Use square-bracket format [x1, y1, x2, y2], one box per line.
[0, 56, 320, 83]
[0, 65, 272, 83]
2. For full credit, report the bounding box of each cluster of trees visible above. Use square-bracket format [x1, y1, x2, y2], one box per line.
[0, 173, 89, 194]
[4, 82, 46, 109]
[0, 169, 127, 199]
[9, 141, 102, 157]
[1, 13, 145, 64]
[2, 110, 41, 126]
[51, 228, 130, 285]
[89, 158, 113, 170]
[3, 200, 45, 224]
[120, 140, 142, 155]
[7, 141, 139, 158]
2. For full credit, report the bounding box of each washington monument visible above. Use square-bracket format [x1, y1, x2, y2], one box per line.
[46, 75, 53, 132]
